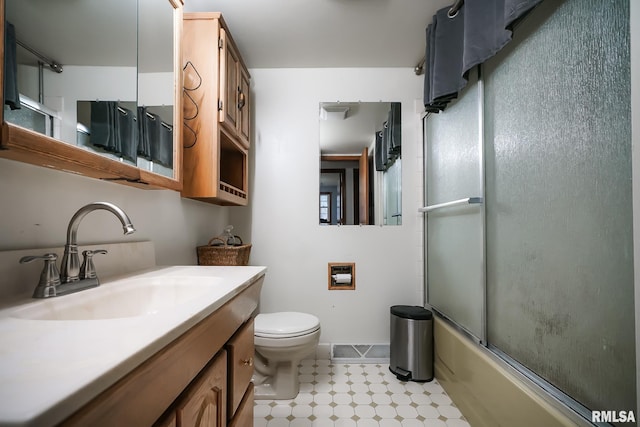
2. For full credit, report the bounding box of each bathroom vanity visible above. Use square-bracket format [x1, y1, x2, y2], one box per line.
[0, 265, 265, 427]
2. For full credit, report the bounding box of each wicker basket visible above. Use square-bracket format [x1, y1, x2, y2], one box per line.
[197, 237, 252, 266]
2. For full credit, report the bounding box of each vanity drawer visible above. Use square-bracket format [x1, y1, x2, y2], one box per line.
[226, 318, 254, 417]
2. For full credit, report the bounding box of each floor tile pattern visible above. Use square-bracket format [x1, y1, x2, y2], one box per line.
[254, 359, 471, 426]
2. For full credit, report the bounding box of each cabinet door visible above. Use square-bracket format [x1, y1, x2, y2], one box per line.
[237, 67, 251, 149]
[176, 350, 227, 427]
[226, 319, 255, 418]
[228, 386, 254, 427]
[219, 27, 239, 132]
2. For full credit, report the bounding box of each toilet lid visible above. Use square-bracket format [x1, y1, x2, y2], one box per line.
[255, 312, 320, 338]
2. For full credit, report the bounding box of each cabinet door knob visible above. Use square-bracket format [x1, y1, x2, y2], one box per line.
[237, 91, 246, 110]
[241, 357, 253, 367]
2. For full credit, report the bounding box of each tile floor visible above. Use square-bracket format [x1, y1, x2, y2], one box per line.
[253, 360, 471, 426]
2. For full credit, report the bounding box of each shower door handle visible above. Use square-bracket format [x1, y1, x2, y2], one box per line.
[419, 197, 483, 213]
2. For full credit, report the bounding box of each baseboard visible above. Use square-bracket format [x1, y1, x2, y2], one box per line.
[330, 343, 390, 364]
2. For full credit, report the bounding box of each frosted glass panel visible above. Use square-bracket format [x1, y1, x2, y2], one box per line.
[425, 69, 484, 339]
[484, 0, 634, 413]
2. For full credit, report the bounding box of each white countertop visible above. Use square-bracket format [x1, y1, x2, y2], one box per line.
[0, 265, 266, 427]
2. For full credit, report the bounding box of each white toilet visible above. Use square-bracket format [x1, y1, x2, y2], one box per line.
[252, 312, 321, 400]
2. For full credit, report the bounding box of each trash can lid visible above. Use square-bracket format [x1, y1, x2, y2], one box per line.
[390, 305, 433, 320]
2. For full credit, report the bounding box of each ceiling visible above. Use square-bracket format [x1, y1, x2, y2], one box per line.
[184, 0, 452, 69]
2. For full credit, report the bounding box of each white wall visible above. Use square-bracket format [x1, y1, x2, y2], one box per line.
[235, 68, 424, 344]
[0, 158, 229, 273]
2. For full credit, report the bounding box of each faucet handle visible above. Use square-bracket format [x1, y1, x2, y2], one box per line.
[80, 249, 107, 280]
[19, 253, 61, 298]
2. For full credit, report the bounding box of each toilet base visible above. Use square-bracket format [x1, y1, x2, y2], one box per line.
[252, 353, 303, 400]
[252, 317, 320, 400]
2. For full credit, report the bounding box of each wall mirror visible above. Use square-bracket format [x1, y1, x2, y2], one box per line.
[319, 102, 402, 226]
[1, 0, 182, 188]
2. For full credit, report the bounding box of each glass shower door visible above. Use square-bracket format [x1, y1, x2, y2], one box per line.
[424, 69, 485, 341]
[483, 0, 635, 413]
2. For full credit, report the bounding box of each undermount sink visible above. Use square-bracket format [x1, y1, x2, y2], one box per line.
[11, 276, 222, 321]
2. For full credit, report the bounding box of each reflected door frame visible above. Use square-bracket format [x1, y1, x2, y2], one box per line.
[320, 148, 370, 225]
[320, 168, 346, 224]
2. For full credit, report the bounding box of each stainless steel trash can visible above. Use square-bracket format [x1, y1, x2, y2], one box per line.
[389, 305, 433, 382]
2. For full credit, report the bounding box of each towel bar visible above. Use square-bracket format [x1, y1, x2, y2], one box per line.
[418, 197, 483, 213]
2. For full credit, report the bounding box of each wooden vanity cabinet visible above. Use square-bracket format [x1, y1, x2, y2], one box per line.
[158, 318, 255, 427]
[61, 276, 263, 427]
[182, 13, 251, 206]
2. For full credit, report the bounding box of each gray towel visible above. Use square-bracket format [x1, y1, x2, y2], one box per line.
[505, 0, 543, 28]
[137, 107, 152, 159]
[4, 21, 20, 110]
[424, 16, 449, 112]
[423, 0, 543, 112]
[431, 6, 466, 102]
[375, 131, 385, 171]
[153, 122, 173, 168]
[462, 0, 514, 75]
[140, 109, 173, 167]
[388, 103, 401, 157]
[423, 25, 433, 110]
[90, 101, 116, 152]
[115, 106, 137, 162]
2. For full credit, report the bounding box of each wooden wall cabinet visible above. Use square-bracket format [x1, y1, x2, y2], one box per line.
[61, 276, 263, 427]
[182, 13, 251, 206]
[0, 1, 184, 191]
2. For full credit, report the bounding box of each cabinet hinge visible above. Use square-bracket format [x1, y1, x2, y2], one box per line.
[218, 99, 223, 111]
[218, 39, 224, 49]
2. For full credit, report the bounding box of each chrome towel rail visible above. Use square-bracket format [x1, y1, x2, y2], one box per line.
[418, 197, 483, 213]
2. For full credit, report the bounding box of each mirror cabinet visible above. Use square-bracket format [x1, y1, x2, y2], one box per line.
[0, 0, 183, 190]
[319, 102, 402, 226]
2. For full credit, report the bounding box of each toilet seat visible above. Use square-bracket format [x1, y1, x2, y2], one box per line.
[255, 312, 320, 338]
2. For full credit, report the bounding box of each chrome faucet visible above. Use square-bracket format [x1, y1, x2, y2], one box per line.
[20, 202, 136, 298]
[60, 202, 136, 283]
